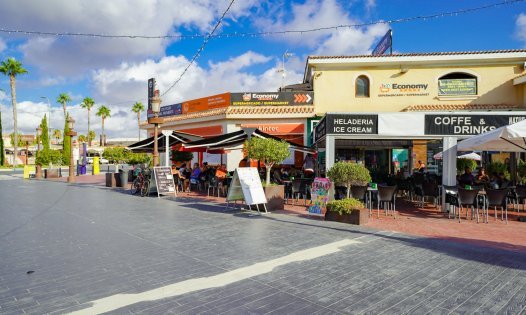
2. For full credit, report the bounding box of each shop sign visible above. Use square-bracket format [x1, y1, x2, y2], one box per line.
[240, 123, 304, 134]
[378, 83, 429, 97]
[147, 103, 182, 118]
[438, 78, 477, 96]
[182, 93, 230, 114]
[147, 78, 155, 111]
[231, 92, 313, 106]
[326, 114, 378, 135]
[314, 117, 326, 142]
[425, 115, 526, 135]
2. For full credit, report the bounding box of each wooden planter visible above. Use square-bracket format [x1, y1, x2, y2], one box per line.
[44, 168, 62, 178]
[264, 185, 285, 211]
[325, 208, 369, 225]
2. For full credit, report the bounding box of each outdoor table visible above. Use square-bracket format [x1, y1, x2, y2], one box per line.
[441, 186, 488, 223]
[367, 187, 378, 216]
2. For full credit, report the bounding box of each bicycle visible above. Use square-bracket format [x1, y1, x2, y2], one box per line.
[131, 167, 151, 197]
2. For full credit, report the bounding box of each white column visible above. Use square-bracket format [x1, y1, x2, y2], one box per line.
[162, 130, 172, 167]
[325, 136, 335, 174]
[441, 137, 457, 212]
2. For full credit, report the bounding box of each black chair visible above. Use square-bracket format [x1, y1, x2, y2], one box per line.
[510, 186, 526, 213]
[421, 181, 440, 208]
[486, 188, 508, 224]
[207, 176, 220, 197]
[291, 179, 308, 205]
[376, 185, 397, 219]
[455, 188, 480, 223]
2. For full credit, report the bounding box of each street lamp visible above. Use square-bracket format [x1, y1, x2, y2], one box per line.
[35, 127, 42, 179]
[40, 96, 52, 141]
[66, 116, 77, 183]
[278, 50, 294, 90]
[148, 91, 163, 167]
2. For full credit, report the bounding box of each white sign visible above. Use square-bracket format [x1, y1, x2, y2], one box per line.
[227, 167, 267, 205]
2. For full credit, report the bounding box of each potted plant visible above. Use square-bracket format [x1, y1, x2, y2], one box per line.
[325, 198, 368, 225]
[245, 137, 290, 210]
[36, 149, 63, 178]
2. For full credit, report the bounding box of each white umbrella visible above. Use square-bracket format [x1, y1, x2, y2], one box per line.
[457, 119, 526, 152]
[433, 151, 481, 161]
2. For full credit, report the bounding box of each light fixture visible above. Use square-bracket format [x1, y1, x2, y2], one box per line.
[67, 117, 75, 130]
[150, 90, 162, 114]
[36, 127, 42, 137]
[400, 67, 409, 74]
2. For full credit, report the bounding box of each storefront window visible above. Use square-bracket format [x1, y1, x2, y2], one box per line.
[355, 75, 370, 97]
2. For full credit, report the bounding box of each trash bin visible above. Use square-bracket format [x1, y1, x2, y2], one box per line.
[106, 173, 117, 187]
[119, 169, 128, 188]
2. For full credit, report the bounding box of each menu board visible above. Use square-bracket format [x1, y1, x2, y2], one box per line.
[227, 167, 267, 206]
[308, 178, 331, 216]
[153, 166, 177, 197]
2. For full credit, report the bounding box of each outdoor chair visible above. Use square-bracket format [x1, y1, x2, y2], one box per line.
[455, 188, 480, 223]
[396, 179, 411, 200]
[509, 185, 526, 213]
[486, 188, 508, 224]
[421, 181, 440, 208]
[376, 185, 397, 219]
[207, 176, 220, 197]
[291, 179, 308, 205]
[443, 185, 458, 219]
[350, 186, 368, 208]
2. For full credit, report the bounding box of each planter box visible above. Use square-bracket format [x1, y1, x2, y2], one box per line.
[44, 168, 62, 178]
[264, 185, 285, 211]
[106, 173, 118, 187]
[325, 208, 369, 225]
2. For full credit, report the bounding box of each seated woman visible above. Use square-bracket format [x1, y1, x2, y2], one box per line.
[475, 167, 489, 185]
[458, 167, 475, 186]
[189, 163, 202, 190]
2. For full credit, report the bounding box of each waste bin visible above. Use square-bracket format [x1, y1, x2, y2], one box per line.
[105, 173, 117, 187]
[119, 169, 128, 188]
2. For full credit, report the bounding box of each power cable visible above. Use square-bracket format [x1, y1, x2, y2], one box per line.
[0, 0, 522, 40]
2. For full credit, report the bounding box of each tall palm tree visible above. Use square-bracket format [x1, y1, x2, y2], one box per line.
[53, 129, 62, 144]
[0, 58, 28, 168]
[56, 93, 71, 119]
[88, 130, 96, 145]
[81, 97, 95, 146]
[131, 101, 145, 140]
[77, 134, 87, 143]
[96, 105, 111, 147]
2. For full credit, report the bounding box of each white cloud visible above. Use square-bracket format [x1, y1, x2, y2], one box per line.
[255, 0, 389, 55]
[2, 0, 259, 76]
[516, 13, 526, 45]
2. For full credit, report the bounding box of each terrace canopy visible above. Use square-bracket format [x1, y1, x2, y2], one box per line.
[457, 119, 526, 152]
[127, 131, 203, 153]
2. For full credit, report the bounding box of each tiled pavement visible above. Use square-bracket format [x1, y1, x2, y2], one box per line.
[1, 178, 525, 314]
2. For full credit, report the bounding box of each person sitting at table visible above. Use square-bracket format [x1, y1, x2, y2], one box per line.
[273, 168, 284, 184]
[188, 163, 201, 191]
[302, 154, 315, 178]
[475, 167, 489, 185]
[459, 167, 475, 186]
[215, 164, 227, 179]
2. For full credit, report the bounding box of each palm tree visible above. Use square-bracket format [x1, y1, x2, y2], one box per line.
[0, 58, 28, 168]
[131, 101, 145, 140]
[88, 130, 96, 145]
[77, 134, 87, 143]
[81, 97, 95, 146]
[56, 93, 71, 119]
[96, 105, 111, 147]
[53, 129, 62, 144]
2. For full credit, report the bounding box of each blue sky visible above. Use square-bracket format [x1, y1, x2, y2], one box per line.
[0, 0, 525, 138]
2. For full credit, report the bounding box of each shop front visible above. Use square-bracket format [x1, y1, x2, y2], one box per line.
[315, 112, 526, 184]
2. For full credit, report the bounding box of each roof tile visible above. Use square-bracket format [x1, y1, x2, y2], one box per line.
[309, 49, 526, 60]
[402, 104, 520, 112]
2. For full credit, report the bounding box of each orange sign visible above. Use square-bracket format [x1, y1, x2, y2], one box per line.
[178, 125, 224, 137]
[182, 93, 230, 114]
[241, 123, 304, 135]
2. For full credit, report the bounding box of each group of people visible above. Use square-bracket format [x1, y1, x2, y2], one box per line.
[458, 167, 509, 189]
[173, 162, 227, 192]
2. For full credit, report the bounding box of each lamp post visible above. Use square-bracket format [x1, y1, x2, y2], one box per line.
[278, 50, 294, 90]
[148, 91, 163, 167]
[40, 96, 52, 141]
[35, 127, 42, 178]
[66, 116, 77, 183]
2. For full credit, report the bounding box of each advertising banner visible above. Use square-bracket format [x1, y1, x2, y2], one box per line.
[308, 177, 332, 216]
[240, 123, 304, 134]
[147, 78, 155, 111]
[425, 114, 526, 136]
[182, 93, 230, 114]
[325, 114, 378, 135]
[314, 117, 327, 142]
[438, 79, 477, 96]
[147, 103, 182, 119]
[231, 92, 313, 106]
[372, 29, 392, 56]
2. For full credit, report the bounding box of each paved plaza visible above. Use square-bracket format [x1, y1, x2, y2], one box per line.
[1, 177, 525, 314]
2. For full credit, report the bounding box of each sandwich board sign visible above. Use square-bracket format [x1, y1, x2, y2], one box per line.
[153, 166, 177, 198]
[226, 167, 268, 213]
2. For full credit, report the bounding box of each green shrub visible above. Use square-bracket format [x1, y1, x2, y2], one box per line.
[327, 162, 371, 198]
[456, 158, 477, 175]
[126, 152, 150, 165]
[327, 198, 364, 215]
[487, 161, 510, 180]
[35, 149, 63, 166]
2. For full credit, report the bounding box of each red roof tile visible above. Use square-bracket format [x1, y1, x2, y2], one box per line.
[309, 49, 526, 60]
[402, 104, 520, 112]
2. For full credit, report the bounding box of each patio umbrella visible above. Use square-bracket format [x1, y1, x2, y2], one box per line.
[457, 119, 526, 152]
[127, 131, 203, 153]
[433, 151, 481, 161]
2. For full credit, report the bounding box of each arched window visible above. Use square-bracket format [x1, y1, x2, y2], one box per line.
[355, 75, 370, 97]
[438, 72, 477, 96]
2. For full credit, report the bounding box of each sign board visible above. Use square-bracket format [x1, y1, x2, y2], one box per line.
[438, 79, 477, 96]
[227, 167, 267, 205]
[425, 115, 526, 136]
[314, 117, 327, 142]
[240, 123, 304, 135]
[378, 82, 429, 97]
[153, 166, 177, 197]
[325, 114, 378, 135]
[147, 103, 182, 119]
[182, 93, 230, 114]
[231, 92, 313, 106]
[372, 29, 392, 55]
[308, 178, 331, 216]
[147, 78, 155, 111]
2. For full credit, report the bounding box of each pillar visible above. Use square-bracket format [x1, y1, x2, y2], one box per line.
[325, 136, 335, 174]
[441, 137, 457, 212]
